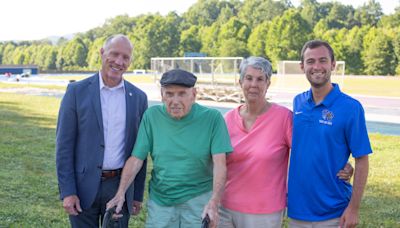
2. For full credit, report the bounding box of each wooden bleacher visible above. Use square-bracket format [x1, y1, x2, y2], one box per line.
[195, 76, 243, 103]
[154, 73, 244, 103]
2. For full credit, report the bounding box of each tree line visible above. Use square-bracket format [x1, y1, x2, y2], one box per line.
[1, 0, 399, 76]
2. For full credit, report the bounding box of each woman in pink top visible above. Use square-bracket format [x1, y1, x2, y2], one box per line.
[219, 56, 291, 227]
[219, 57, 352, 227]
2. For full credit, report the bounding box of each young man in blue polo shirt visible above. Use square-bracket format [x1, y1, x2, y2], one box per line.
[288, 40, 372, 228]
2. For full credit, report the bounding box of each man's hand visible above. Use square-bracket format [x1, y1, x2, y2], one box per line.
[132, 201, 142, 215]
[339, 206, 359, 228]
[337, 163, 354, 182]
[201, 199, 219, 228]
[106, 194, 125, 219]
[63, 195, 82, 216]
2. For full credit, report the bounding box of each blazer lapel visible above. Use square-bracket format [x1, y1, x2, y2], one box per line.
[90, 74, 104, 135]
[124, 81, 133, 148]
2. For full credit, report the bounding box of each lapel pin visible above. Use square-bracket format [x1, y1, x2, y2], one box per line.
[129, 92, 132, 96]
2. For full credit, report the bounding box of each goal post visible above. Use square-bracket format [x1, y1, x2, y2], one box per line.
[275, 60, 346, 92]
[151, 57, 243, 85]
[151, 57, 244, 102]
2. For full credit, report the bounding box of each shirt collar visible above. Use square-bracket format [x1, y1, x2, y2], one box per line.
[306, 83, 341, 107]
[322, 83, 341, 107]
[99, 72, 125, 91]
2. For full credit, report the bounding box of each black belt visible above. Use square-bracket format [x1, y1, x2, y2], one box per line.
[101, 168, 122, 180]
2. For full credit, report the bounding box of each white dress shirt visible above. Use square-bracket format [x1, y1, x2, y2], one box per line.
[99, 73, 126, 170]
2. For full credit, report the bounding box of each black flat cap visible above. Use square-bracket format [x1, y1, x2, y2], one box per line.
[160, 69, 197, 87]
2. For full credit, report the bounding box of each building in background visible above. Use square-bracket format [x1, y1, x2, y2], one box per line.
[0, 65, 39, 75]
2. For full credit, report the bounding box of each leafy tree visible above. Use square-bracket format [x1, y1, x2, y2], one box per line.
[29, 44, 57, 70]
[179, 25, 202, 56]
[161, 12, 183, 56]
[362, 28, 396, 75]
[299, 0, 321, 27]
[66, 37, 88, 69]
[314, 26, 367, 75]
[342, 26, 369, 74]
[216, 17, 250, 57]
[265, 9, 312, 68]
[21, 45, 35, 65]
[83, 15, 136, 41]
[301, 0, 356, 29]
[392, 28, 400, 75]
[216, 4, 238, 24]
[313, 18, 329, 39]
[183, 0, 227, 26]
[218, 17, 250, 44]
[317, 2, 334, 19]
[1, 42, 17, 65]
[326, 2, 355, 29]
[0, 43, 4, 63]
[12, 47, 25, 65]
[131, 13, 181, 69]
[200, 23, 220, 56]
[56, 37, 88, 71]
[1, 0, 398, 75]
[103, 15, 136, 37]
[86, 37, 106, 71]
[238, 0, 291, 28]
[379, 8, 400, 28]
[219, 38, 249, 57]
[354, 0, 383, 27]
[247, 21, 270, 58]
[39, 45, 58, 70]
[57, 37, 69, 46]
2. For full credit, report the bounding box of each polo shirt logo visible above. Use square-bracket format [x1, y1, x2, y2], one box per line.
[319, 109, 334, 125]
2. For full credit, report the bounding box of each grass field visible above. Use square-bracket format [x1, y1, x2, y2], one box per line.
[0, 82, 67, 91]
[0, 90, 399, 227]
[43, 74, 154, 84]
[0, 93, 148, 227]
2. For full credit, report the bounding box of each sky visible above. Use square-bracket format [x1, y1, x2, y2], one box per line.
[0, 0, 397, 41]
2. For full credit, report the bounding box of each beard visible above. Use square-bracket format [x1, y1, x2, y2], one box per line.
[306, 71, 331, 88]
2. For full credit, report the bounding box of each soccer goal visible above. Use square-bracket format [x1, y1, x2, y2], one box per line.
[151, 57, 244, 102]
[274, 60, 346, 92]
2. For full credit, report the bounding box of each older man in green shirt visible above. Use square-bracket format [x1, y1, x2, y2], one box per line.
[107, 69, 232, 228]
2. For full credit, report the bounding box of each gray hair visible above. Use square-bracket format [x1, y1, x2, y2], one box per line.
[239, 56, 272, 81]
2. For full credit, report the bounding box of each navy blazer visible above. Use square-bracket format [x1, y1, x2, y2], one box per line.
[56, 74, 148, 214]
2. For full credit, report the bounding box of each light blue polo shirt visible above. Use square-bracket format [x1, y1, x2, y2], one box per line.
[288, 83, 372, 221]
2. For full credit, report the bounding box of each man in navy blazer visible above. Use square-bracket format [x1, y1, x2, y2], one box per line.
[56, 34, 147, 227]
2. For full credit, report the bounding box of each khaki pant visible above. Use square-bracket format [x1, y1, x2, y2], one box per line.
[145, 191, 212, 228]
[219, 206, 284, 228]
[289, 217, 340, 228]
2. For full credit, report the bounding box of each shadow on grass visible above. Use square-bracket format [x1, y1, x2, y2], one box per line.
[0, 96, 69, 226]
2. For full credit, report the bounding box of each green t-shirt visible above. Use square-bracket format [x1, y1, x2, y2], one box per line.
[133, 103, 232, 206]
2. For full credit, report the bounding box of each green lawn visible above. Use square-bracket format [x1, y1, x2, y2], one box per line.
[0, 92, 399, 227]
[0, 82, 67, 91]
[43, 74, 154, 84]
[0, 93, 148, 227]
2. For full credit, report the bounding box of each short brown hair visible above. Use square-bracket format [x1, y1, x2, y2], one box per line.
[300, 40, 335, 63]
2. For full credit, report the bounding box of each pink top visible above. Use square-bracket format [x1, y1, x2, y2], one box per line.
[222, 103, 292, 214]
